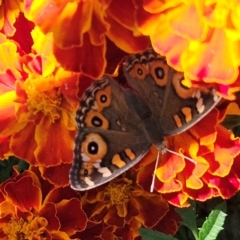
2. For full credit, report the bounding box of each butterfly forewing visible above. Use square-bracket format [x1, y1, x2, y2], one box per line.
[70, 77, 151, 191]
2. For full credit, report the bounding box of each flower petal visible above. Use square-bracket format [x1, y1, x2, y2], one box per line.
[132, 190, 169, 228]
[56, 198, 87, 235]
[34, 116, 76, 166]
[3, 174, 42, 212]
[40, 164, 71, 187]
[39, 202, 60, 231]
[106, 13, 149, 53]
[10, 122, 38, 165]
[54, 34, 106, 79]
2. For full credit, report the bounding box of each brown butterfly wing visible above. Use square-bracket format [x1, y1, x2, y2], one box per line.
[70, 76, 152, 190]
[123, 49, 221, 136]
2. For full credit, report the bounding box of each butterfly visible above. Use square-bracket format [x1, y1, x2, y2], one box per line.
[69, 49, 220, 191]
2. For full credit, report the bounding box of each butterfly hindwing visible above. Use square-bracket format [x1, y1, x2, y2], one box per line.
[70, 76, 151, 190]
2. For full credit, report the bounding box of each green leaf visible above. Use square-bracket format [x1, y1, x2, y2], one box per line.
[0, 157, 19, 183]
[221, 115, 240, 130]
[199, 201, 227, 240]
[232, 125, 240, 137]
[221, 114, 240, 137]
[0, 156, 29, 183]
[175, 201, 199, 240]
[18, 159, 29, 172]
[214, 201, 227, 212]
[139, 228, 178, 240]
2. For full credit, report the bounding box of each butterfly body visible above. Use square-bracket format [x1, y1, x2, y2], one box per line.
[70, 49, 220, 191]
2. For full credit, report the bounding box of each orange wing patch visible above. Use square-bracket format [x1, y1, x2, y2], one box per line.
[112, 154, 126, 168]
[173, 114, 182, 128]
[84, 110, 109, 129]
[124, 148, 136, 160]
[149, 60, 169, 87]
[81, 133, 107, 160]
[129, 63, 149, 80]
[94, 86, 111, 111]
[181, 107, 192, 123]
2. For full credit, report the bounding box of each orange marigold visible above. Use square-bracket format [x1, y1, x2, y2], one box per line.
[0, 38, 79, 170]
[137, 105, 240, 207]
[24, 0, 149, 79]
[80, 177, 180, 239]
[0, 168, 87, 239]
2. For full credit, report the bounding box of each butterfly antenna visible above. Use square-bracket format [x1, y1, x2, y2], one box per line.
[150, 150, 161, 193]
[164, 147, 197, 164]
[150, 147, 197, 192]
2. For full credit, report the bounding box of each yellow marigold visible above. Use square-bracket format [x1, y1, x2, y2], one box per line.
[135, 0, 240, 99]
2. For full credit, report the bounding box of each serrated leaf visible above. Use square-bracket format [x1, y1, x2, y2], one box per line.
[199, 202, 227, 240]
[139, 228, 178, 240]
[175, 201, 199, 239]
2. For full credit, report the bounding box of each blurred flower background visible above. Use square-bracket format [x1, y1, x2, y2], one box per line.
[0, 0, 240, 239]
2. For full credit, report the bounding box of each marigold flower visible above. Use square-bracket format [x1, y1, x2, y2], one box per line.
[0, 169, 87, 239]
[0, 38, 79, 168]
[80, 177, 180, 239]
[135, 0, 240, 99]
[137, 107, 240, 207]
[24, 0, 149, 79]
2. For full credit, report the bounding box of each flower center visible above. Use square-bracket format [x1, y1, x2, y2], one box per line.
[3, 217, 47, 240]
[25, 77, 62, 122]
[105, 183, 131, 205]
